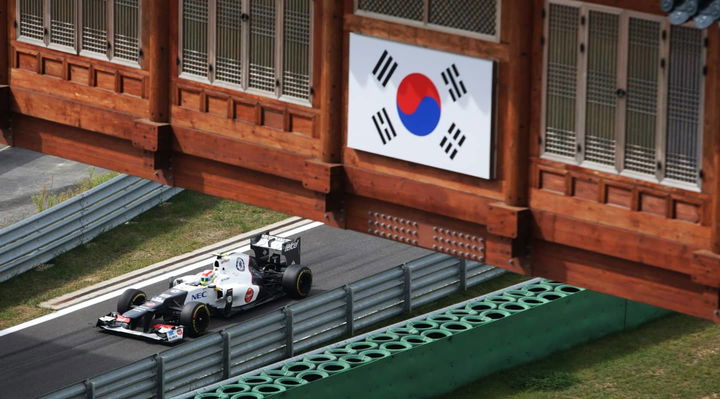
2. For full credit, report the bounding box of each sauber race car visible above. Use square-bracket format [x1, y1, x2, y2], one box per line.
[96, 233, 312, 343]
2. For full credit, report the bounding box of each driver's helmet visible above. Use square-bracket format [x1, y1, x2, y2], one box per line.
[200, 270, 216, 286]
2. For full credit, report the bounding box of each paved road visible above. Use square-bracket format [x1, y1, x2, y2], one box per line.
[0, 145, 106, 229]
[0, 224, 430, 398]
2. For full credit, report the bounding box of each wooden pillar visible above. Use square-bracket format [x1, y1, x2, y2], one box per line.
[709, 26, 720, 254]
[144, 0, 170, 123]
[499, 0, 533, 207]
[317, 0, 345, 163]
[0, 0, 8, 86]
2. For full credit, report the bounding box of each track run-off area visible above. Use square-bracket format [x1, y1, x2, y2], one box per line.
[0, 220, 430, 399]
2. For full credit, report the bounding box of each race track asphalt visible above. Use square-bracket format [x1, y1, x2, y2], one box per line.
[0, 224, 430, 398]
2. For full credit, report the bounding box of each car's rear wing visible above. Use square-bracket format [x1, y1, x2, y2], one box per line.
[250, 233, 301, 265]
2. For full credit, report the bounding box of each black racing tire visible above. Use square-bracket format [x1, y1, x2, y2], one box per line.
[179, 301, 211, 337]
[282, 264, 313, 299]
[117, 288, 146, 314]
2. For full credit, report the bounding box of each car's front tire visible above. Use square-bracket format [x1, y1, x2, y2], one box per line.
[179, 302, 211, 337]
[117, 288, 146, 314]
[282, 264, 313, 299]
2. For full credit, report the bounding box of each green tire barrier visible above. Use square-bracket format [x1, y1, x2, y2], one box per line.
[405, 320, 439, 332]
[479, 309, 511, 321]
[498, 302, 532, 313]
[459, 315, 492, 326]
[518, 296, 550, 307]
[439, 321, 473, 334]
[426, 313, 458, 323]
[304, 354, 337, 366]
[339, 354, 373, 367]
[324, 347, 357, 356]
[464, 300, 497, 312]
[420, 329, 453, 340]
[379, 341, 413, 353]
[359, 349, 391, 360]
[216, 384, 251, 395]
[386, 327, 419, 336]
[274, 377, 307, 388]
[280, 361, 315, 375]
[251, 384, 286, 395]
[520, 283, 554, 294]
[484, 295, 516, 304]
[445, 308, 476, 317]
[344, 341, 378, 352]
[238, 376, 273, 387]
[316, 360, 351, 375]
[555, 284, 586, 294]
[400, 334, 433, 346]
[195, 393, 227, 399]
[296, 370, 329, 382]
[260, 369, 291, 378]
[229, 393, 263, 399]
[193, 279, 671, 399]
[502, 289, 532, 299]
[537, 291, 568, 301]
[365, 333, 399, 344]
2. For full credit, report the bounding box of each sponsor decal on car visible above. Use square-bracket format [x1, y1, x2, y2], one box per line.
[191, 291, 208, 300]
[116, 315, 131, 323]
[245, 287, 254, 303]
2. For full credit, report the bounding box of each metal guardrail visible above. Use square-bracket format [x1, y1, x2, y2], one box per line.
[44, 253, 505, 399]
[0, 175, 182, 282]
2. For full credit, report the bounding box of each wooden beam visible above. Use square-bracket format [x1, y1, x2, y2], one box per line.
[317, 0, 344, 163]
[172, 153, 328, 221]
[343, 14, 511, 63]
[11, 86, 137, 140]
[532, 210, 712, 279]
[11, 114, 154, 180]
[344, 165, 497, 226]
[144, 0, 170, 123]
[500, 0, 532, 207]
[486, 202, 530, 239]
[531, 240, 720, 321]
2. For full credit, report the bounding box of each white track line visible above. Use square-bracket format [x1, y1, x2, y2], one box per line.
[0, 221, 323, 337]
[0, 146, 11, 153]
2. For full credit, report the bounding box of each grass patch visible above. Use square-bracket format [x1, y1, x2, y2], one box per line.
[0, 190, 286, 329]
[32, 168, 120, 212]
[442, 313, 720, 399]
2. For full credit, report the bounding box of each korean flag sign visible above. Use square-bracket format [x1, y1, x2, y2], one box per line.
[347, 33, 496, 179]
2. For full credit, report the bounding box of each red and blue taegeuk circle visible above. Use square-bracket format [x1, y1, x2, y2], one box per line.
[396, 73, 442, 137]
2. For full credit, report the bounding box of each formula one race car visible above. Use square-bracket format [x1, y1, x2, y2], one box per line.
[96, 233, 312, 343]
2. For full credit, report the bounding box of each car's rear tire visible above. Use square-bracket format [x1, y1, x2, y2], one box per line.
[117, 288, 146, 314]
[180, 302, 211, 337]
[282, 265, 312, 299]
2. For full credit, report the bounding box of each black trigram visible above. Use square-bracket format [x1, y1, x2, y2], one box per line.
[372, 108, 397, 145]
[372, 50, 398, 87]
[441, 64, 467, 102]
[439, 123, 466, 160]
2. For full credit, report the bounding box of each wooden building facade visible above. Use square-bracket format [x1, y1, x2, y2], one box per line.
[1, 0, 720, 321]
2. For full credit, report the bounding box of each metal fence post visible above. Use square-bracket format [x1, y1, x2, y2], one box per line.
[284, 306, 295, 357]
[221, 330, 232, 380]
[84, 379, 95, 399]
[403, 263, 412, 313]
[155, 354, 165, 399]
[459, 258, 468, 291]
[344, 284, 355, 337]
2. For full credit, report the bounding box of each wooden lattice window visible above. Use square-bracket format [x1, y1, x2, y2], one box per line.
[17, 0, 142, 65]
[179, 0, 313, 104]
[542, 0, 705, 189]
[355, 0, 500, 42]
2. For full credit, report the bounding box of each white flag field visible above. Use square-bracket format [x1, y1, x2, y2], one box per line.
[347, 33, 496, 179]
